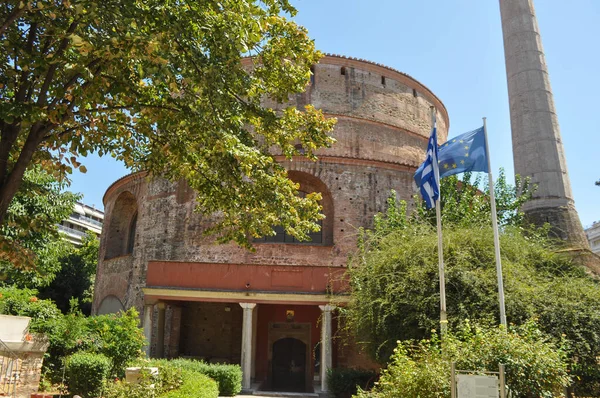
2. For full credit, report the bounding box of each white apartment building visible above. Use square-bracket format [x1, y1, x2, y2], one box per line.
[58, 202, 104, 246]
[585, 222, 600, 255]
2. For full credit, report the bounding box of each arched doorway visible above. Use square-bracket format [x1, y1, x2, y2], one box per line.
[272, 338, 306, 392]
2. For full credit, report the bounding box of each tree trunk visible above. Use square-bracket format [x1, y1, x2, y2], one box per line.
[0, 124, 45, 226]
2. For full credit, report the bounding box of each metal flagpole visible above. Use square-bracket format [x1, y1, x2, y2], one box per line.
[483, 117, 507, 327]
[432, 107, 447, 334]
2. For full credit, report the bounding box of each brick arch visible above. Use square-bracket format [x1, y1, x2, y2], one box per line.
[105, 191, 138, 259]
[287, 170, 334, 246]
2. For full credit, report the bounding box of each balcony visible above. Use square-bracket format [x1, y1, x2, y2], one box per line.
[57, 224, 87, 238]
[71, 213, 103, 227]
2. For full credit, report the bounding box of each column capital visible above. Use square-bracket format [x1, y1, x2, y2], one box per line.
[157, 302, 167, 310]
[240, 302, 257, 310]
[319, 304, 336, 312]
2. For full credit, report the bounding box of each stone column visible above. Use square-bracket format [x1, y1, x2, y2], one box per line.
[499, 0, 588, 247]
[240, 303, 256, 390]
[156, 302, 166, 358]
[251, 305, 258, 380]
[143, 304, 153, 357]
[319, 305, 335, 392]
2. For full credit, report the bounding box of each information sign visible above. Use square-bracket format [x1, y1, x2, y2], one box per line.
[456, 374, 499, 398]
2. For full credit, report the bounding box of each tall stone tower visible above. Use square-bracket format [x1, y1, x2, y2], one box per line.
[499, 0, 588, 247]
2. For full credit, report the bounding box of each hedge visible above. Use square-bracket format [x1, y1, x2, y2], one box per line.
[138, 358, 242, 396]
[65, 352, 112, 398]
[327, 368, 378, 398]
[158, 369, 218, 398]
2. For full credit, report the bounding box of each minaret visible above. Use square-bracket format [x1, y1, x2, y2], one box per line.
[499, 0, 589, 247]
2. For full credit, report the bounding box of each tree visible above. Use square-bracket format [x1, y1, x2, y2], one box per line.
[0, 165, 78, 285]
[347, 171, 600, 394]
[39, 231, 99, 315]
[412, 169, 533, 229]
[0, 0, 336, 246]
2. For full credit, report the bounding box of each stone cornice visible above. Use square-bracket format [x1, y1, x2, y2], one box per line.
[102, 171, 147, 206]
[242, 53, 450, 131]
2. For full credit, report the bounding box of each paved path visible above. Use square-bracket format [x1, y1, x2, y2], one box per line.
[221, 395, 319, 398]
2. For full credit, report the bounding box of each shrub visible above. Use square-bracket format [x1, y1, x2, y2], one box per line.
[138, 358, 242, 396]
[448, 321, 570, 398]
[65, 352, 112, 398]
[159, 369, 218, 398]
[0, 286, 62, 329]
[41, 306, 146, 381]
[348, 215, 600, 392]
[169, 359, 242, 396]
[327, 368, 378, 398]
[106, 363, 219, 398]
[356, 322, 570, 398]
[104, 365, 182, 398]
[87, 308, 146, 376]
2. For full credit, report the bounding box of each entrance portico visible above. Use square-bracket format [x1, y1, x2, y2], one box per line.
[142, 261, 348, 393]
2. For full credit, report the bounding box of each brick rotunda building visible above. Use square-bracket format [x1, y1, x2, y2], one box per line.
[92, 54, 448, 394]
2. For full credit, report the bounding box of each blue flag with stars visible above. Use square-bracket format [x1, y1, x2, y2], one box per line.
[437, 126, 488, 177]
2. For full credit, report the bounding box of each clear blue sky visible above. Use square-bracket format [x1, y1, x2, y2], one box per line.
[68, 0, 599, 227]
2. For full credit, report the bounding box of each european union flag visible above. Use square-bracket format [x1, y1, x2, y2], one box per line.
[437, 126, 489, 178]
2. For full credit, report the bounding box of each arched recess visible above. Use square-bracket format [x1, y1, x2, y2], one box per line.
[105, 191, 138, 259]
[255, 171, 334, 246]
[97, 295, 124, 315]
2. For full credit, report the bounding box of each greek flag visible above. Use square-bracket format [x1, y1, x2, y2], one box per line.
[414, 126, 440, 208]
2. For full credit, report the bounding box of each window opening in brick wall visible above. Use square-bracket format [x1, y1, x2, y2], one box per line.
[254, 191, 323, 244]
[105, 191, 138, 259]
[381, 76, 386, 85]
[341, 66, 346, 76]
[126, 212, 137, 254]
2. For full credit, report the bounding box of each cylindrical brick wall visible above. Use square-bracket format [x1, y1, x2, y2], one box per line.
[92, 54, 448, 314]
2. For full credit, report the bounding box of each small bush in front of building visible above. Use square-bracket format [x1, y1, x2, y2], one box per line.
[104, 365, 182, 398]
[158, 369, 219, 398]
[327, 368, 379, 398]
[86, 307, 147, 376]
[138, 358, 242, 396]
[65, 351, 112, 398]
[184, 362, 241, 396]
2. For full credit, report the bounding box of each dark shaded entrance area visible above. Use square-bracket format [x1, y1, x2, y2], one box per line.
[271, 338, 306, 392]
[179, 302, 242, 364]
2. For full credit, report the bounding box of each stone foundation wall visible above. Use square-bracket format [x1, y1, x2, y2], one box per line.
[0, 351, 44, 398]
[526, 205, 590, 248]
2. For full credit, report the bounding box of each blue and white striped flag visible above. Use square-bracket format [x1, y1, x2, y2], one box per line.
[414, 126, 440, 208]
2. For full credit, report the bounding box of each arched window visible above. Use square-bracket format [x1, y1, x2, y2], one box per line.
[255, 172, 333, 246]
[105, 191, 138, 259]
[126, 212, 137, 254]
[256, 192, 323, 244]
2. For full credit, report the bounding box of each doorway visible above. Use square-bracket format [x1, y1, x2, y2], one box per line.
[267, 322, 312, 392]
[272, 338, 306, 392]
